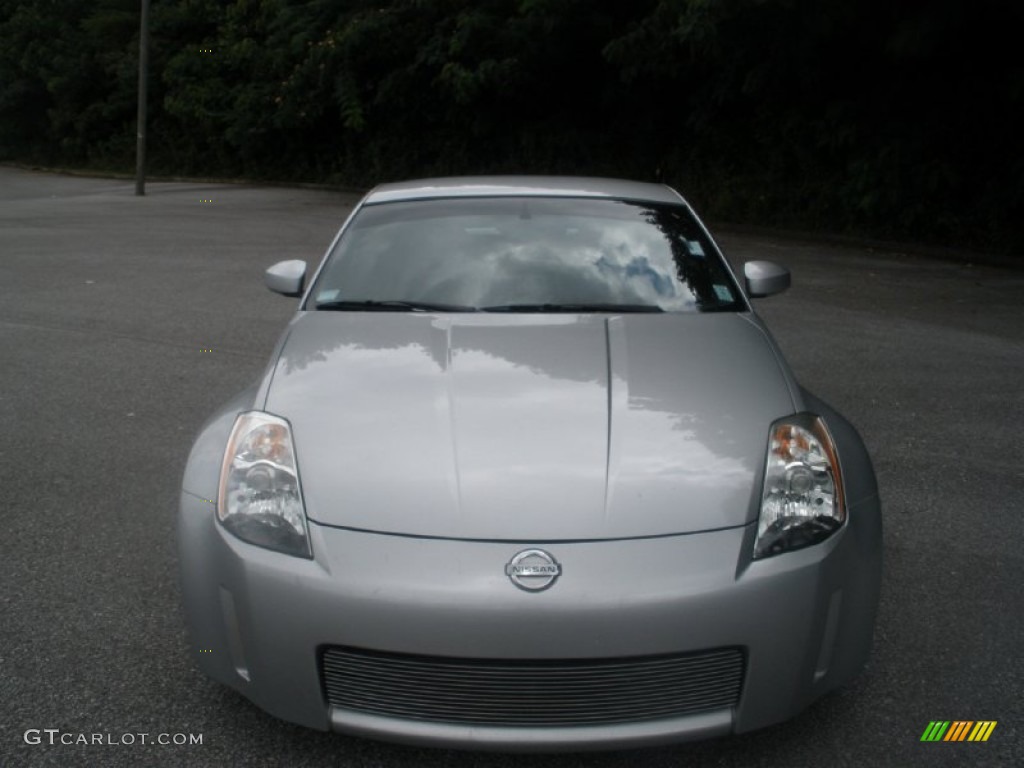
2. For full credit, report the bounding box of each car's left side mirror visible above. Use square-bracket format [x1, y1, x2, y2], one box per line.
[744, 261, 790, 298]
[265, 260, 307, 297]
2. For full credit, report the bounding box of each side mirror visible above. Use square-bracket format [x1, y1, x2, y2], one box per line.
[264, 260, 307, 297]
[744, 261, 790, 298]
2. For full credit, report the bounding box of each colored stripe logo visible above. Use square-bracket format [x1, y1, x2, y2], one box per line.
[920, 721, 997, 742]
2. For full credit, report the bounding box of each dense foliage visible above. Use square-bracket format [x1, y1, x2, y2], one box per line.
[2, 0, 1021, 252]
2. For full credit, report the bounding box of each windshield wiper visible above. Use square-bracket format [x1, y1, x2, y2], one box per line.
[314, 299, 478, 313]
[480, 303, 664, 313]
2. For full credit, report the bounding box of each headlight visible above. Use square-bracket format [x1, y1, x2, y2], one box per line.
[218, 411, 311, 558]
[753, 414, 846, 559]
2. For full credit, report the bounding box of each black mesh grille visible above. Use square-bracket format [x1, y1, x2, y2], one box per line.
[321, 646, 744, 726]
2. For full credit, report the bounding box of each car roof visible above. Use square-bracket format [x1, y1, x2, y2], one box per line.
[364, 176, 686, 206]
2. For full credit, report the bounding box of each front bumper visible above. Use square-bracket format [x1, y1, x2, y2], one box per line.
[178, 492, 881, 751]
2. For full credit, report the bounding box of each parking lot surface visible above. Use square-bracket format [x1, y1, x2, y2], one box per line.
[1, 167, 1021, 767]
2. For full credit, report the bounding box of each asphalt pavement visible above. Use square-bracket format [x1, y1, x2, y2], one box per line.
[1, 166, 1021, 767]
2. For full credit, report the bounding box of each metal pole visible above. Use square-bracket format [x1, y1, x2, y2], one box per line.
[135, 0, 150, 196]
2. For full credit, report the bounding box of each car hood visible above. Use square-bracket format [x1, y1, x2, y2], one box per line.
[263, 311, 798, 540]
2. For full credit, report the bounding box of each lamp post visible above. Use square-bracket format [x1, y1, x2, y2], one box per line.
[135, 0, 150, 196]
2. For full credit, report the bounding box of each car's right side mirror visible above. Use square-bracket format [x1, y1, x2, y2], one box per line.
[265, 260, 307, 297]
[744, 261, 791, 298]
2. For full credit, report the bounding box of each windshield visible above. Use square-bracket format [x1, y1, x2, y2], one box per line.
[307, 197, 744, 313]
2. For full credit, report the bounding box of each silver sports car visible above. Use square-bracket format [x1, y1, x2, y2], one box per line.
[178, 177, 882, 751]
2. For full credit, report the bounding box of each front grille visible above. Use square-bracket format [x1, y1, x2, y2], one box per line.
[321, 646, 744, 727]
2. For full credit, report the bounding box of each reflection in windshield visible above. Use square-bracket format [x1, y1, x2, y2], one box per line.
[310, 197, 742, 312]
